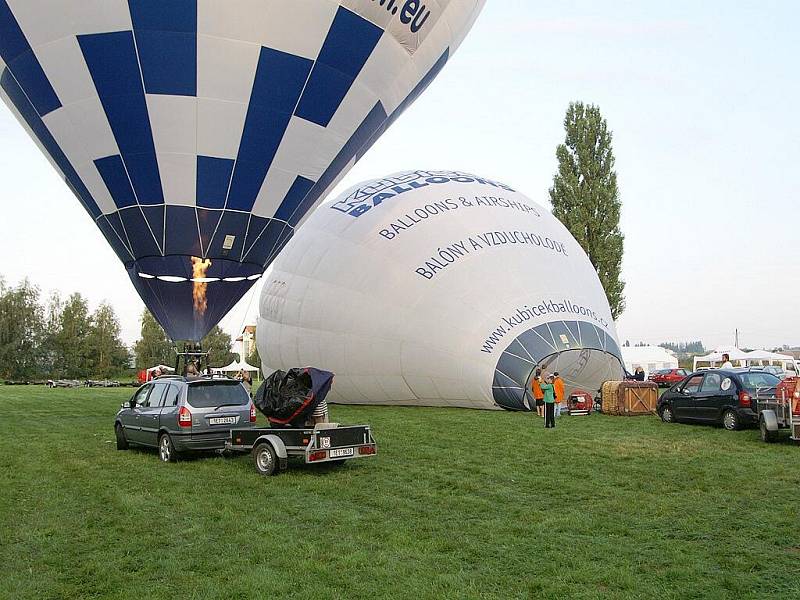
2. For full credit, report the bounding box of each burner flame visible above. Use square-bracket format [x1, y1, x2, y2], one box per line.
[191, 257, 212, 316]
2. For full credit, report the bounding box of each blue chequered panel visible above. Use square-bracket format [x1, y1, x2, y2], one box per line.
[78, 31, 164, 205]
[295, 7, 383, 128]
[0, 0, 61, 115]
[129, 0, 198, 96]
[95, 155, 137, 209]
[196, 156, 235, 210]
[226, 47, 313, 212]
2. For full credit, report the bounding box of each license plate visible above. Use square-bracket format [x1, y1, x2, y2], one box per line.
[209, 416, 237, 425]
[329, 447, 354, 458]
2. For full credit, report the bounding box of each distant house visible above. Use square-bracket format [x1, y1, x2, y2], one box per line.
[236, 325, 257, 361]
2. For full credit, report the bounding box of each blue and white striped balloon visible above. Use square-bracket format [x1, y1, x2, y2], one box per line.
[0, 0, 485, 340]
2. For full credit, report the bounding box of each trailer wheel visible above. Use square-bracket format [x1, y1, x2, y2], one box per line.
[252, 442, 278, 476]
[760, 417, 777, 443]
[115, 423, 128, 450]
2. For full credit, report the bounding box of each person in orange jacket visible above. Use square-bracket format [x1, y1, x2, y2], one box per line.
[531, 368, 545, 417]
[553, 372, 565, 417]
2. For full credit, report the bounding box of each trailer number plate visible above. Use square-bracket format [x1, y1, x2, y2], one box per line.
[330, 447, 354, 458]
[209, 416, 236, 425]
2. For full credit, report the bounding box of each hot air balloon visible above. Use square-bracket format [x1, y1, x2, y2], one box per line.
[256, 170, 625, 410]
[0, 0, 485, 341]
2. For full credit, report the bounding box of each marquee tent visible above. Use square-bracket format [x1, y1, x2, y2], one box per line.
[743, 350, 794, 362]
[693, 348, 751, 370]
[693, 347, 797, 371]
[621, 346, 679, 378]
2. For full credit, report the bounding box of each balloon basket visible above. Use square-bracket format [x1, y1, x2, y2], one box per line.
[174, 343, 210, 377]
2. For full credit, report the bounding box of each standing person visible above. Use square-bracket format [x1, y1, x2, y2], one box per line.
[721, 353, 733, 369]
[308, 396, 329, 426]
[553, 372, 565, 417]
[531, 368, 545, 417]
[240, 370, 252, 396]
[542, 375, 557, 428]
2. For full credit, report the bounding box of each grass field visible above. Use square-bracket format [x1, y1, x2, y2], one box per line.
[1, 386, 799, 600]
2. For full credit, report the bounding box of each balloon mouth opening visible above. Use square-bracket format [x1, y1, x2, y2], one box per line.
[492, 319, 624, 411]
[136, 273, 261, 283]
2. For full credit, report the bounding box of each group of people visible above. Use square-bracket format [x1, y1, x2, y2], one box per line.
[529, 369, 565, 428]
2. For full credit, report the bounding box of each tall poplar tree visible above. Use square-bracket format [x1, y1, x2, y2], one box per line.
[549, 102, 626, 319]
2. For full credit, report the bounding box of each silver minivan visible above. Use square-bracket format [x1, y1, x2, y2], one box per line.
[114, 376, 256, 462]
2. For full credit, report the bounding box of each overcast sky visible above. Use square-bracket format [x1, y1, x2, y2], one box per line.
[1, 1, 798, 351]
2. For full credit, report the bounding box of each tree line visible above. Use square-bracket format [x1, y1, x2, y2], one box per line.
[0, 277, 129, 380]
[659, 341, 706, 354]
[1, 275, 238, 381]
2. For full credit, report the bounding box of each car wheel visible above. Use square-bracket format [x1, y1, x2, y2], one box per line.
[252, 442, 278, 476]
[115, 423, 129, 450]
[722, 409, 740, 431]
[660, 405, 675, 423]
[158, 433, 177, 463]
[760, 417, 777, 443]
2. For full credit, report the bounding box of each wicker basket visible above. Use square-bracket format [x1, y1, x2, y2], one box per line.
[601, 381, 658, 416]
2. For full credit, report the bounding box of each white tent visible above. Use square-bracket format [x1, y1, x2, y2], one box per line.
[744, 350, 794, 362]
[621, 346, 679, 378]
[693, 348, 797, 371]
[743, 350, 798, 374]
[693, 348, 751, 370]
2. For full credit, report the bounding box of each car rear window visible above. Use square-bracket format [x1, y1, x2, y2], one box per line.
[187, 381, 250, 408]
[739, 373, 780, 391]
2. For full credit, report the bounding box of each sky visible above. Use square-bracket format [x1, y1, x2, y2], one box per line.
[0, 0, 798, 351]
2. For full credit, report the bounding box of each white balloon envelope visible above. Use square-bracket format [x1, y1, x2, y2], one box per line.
[259, 170, 625, 409]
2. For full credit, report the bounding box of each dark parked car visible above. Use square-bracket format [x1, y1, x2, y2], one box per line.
[657, 368, 781, 430]
[114, 376, 257, 462]
[648, 368, 690, 387]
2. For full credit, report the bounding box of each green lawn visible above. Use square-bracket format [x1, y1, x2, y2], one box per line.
[1, 386, 799, 600]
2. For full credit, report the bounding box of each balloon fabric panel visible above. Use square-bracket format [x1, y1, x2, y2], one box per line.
[0, 0, 486, 340]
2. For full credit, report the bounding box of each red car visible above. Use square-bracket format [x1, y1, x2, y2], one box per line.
[648, 368, 690, 387]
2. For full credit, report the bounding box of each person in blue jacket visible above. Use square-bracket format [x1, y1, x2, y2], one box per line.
[541, 375, 557, 429]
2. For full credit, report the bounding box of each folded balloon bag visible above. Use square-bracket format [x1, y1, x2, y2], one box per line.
[254, 368, 334, 427]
